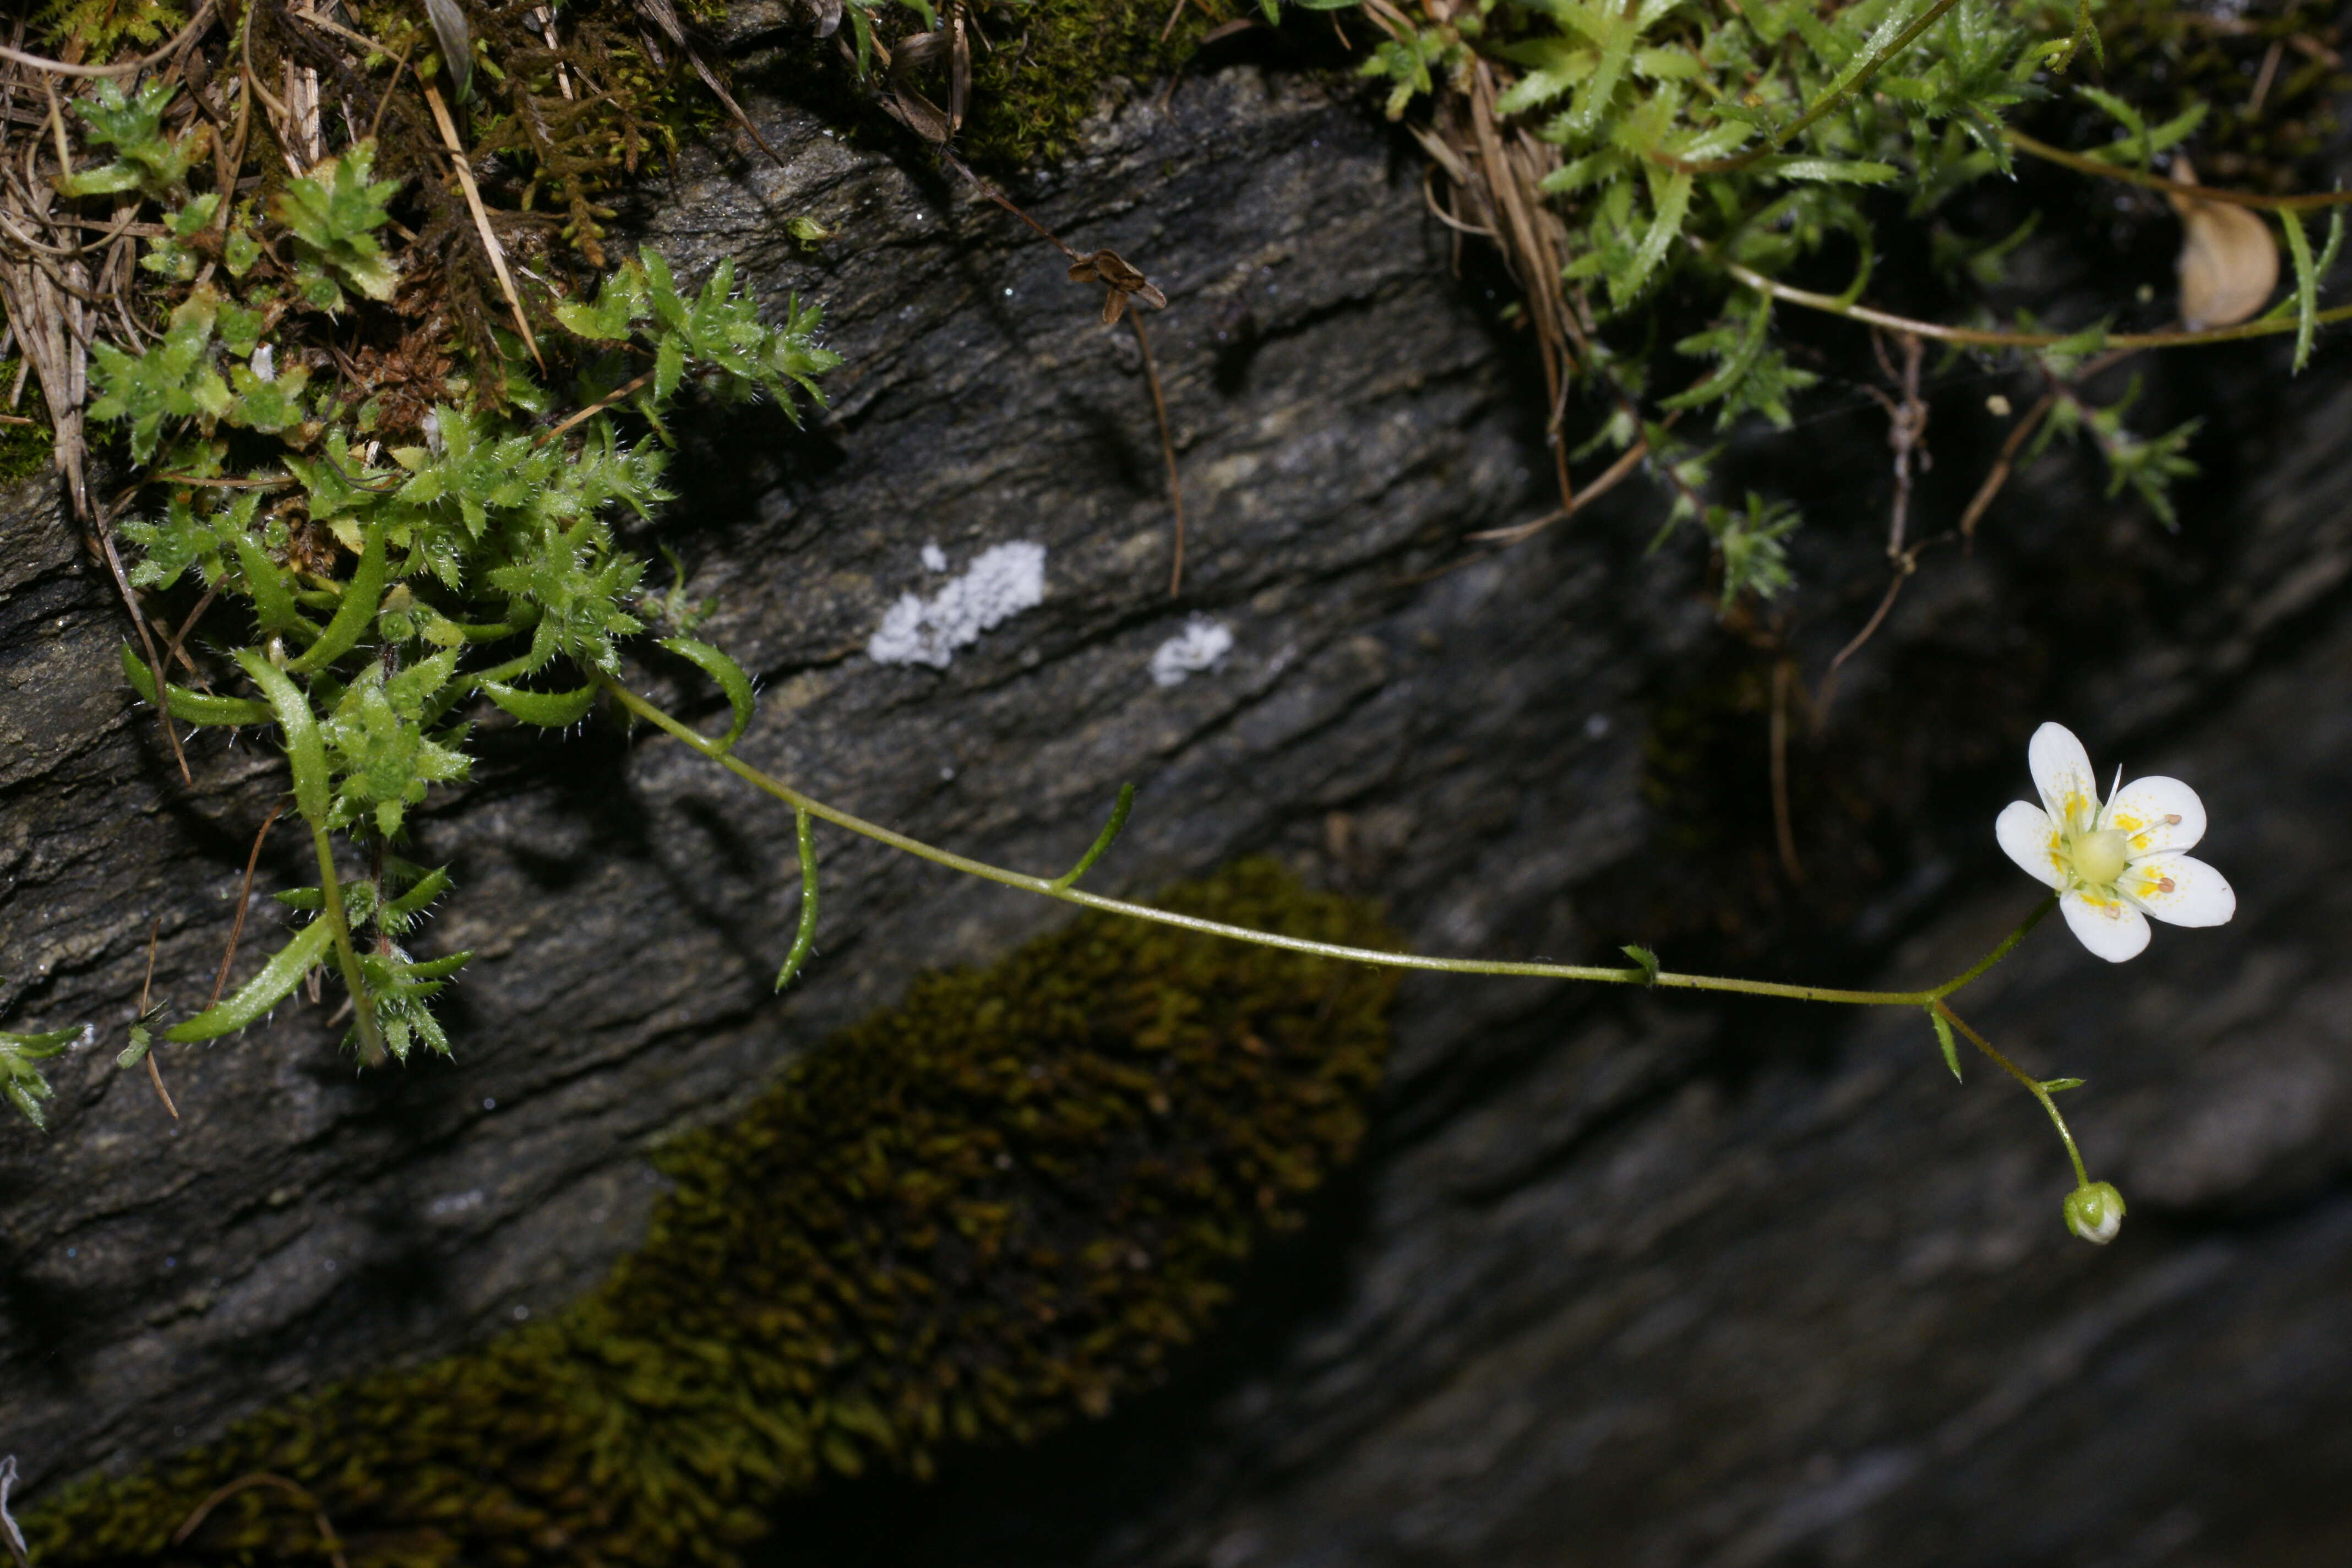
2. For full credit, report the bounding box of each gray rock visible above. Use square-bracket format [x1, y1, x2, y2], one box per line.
[1, 52, 2349, 1568]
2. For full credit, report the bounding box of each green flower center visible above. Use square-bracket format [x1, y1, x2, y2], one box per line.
[2067, 827, 2131, 891]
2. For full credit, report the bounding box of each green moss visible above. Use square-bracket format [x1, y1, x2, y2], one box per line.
[29, 861, 1394, 1568]
[962, 0, 1229, 166]
[0, 369, 53, 487]
[2087, 0, 2348, 189]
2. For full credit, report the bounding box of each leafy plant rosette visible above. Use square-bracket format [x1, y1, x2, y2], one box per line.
[1341, 0, 2346, 600]
[97, 141, 837, 1068]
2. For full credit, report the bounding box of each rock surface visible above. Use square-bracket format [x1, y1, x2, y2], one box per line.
[2, 42, 2350, 1568]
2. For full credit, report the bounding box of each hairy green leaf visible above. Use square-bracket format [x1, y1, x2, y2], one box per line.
[484, 680, 601, 727]
[164, 919, 336, 1043]
[286, 523, 388, 674]
[1929, 1005, 1961, 1081]
[120, 642, 272, 725]
[661, 636, 756, 752]
[236, 649, 331, 824]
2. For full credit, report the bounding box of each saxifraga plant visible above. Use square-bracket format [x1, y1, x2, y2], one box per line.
[106, 228, 835, 1071]
[0, 0, 2332, 1259]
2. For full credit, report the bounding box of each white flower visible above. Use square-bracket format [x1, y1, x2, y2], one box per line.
[1995, 721, 2235, 963]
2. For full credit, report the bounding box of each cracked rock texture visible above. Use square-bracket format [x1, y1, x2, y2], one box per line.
[5, 50, 2352, 1568]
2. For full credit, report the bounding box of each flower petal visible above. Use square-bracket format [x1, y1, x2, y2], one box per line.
[2059, 889, 2151, 962]
[1995, 800, 2066, 889]
[2119, 853, 2235, 928]
[2100, 774, 2208, 858]
[2028, 722, 2101, 834]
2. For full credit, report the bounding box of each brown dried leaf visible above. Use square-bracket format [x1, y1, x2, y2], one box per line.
[881, 87, 952, 143]
[1071, 248, 1166, 324]
[2169, 158, 2279, 330]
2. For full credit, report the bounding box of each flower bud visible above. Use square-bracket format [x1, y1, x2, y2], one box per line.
[2063, 1181, 2126, 1245]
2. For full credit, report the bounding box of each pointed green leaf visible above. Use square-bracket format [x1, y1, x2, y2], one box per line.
[483, 680, 601, 727]
[1929, 1005, 1961, 1081]
[775, 808, 820, 991]
[1621, 944, 1661, 986]
[1051, 783, 1136, 890]
[236, 649, 331, 824]
[2282, 209, 2319, 374]
[382, 865, 453, 923]
[286, 523, 388, 673]
[233, 533, 317, 644]
[121, 643, 273, 725]
[660, 637, 756, 753]
[164, 918, 336, 1042]
[1760, 157, 1901, 183]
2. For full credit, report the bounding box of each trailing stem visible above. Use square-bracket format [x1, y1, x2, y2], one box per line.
[309, 823, 385, 1068]
[604, 679, 2081, 1157]
[1936, 999, 2090, 1188]
[605, 677, 2055, 1001]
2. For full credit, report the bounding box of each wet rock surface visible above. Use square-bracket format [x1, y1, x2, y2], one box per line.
[3, 45, 2350, 1568]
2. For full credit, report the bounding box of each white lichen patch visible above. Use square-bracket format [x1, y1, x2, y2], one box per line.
[1150, 617, 1234, 688]
[867, 542, 1046, 669]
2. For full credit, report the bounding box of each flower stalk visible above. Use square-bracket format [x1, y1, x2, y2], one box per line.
[603, 678, 2126, 1232]
[601, 679, 2050, 1006]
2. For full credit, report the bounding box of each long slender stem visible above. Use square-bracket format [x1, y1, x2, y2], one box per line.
[774, 808, 820, 992]
[1928, 893, 2056, 998]
[1936, 1000, 2088, 1185]
[2002, 127, 2352, 212]
[1717, 253, 2352, 350]
[310, 824, 385, 1068]
[600, 679, 2046, 1008]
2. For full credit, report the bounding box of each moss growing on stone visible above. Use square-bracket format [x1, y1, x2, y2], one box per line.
[0, 367, 52, 487]
[961, 0, 1224, 166]
[29, 861, 1395, 1568]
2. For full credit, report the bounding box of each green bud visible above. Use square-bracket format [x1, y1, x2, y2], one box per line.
[2063, 1180, 2126, 1245]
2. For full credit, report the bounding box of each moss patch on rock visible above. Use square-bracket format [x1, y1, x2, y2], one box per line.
[29, 861, 1395, 1568]
[961, 0, 1227, 166]
[0, 367, 52, 487]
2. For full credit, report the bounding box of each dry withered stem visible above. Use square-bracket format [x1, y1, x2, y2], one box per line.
[1813, 331, 1933, 721]
[1770, 656, 1804, 884]
[1127, 310, 1186, 595]
[537, 365, 656, 447]
[1959, 393, 2049, 546]
[1368, 0, 1585, 519]
[421, 81, 542, 368]
[1467, 429, 1652, 545]
[633, 0, 791, 167]
[210, 802, 288, 1010]
[137, 918, 178, 1119]
[945, 153, 1190, 597]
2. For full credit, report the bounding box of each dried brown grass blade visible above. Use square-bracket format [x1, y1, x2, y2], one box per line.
[1129, 311, 1186, 597]
[209, 802, 286, 1009]
[135, 919, 178, 1119]
[633, 0, 791, 167]
[421, 81, 542, 371]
